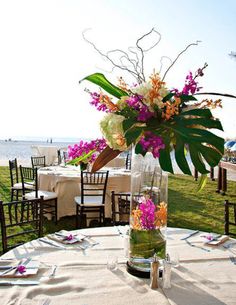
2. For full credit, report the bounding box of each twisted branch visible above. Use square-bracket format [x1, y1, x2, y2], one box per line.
[82, 28, 162, 84]
[162, 41, 201, 81]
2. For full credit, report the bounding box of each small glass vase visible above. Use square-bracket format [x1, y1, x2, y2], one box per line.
[127, 151, 168, 278]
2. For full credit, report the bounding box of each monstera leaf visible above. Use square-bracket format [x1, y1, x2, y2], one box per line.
[157, 108, 224, 174]
[80, 73, 128, 99]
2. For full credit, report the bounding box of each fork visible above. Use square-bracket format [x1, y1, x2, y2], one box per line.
[42, 298, 51, 305]
[49, 265, 57, 278]
[229, 256, 236, 265]
[185, 239, 211, 252]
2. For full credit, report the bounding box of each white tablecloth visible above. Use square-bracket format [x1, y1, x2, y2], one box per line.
[38, 166, 131, 219]
[0, 227, 236, 305]
[31, 146, 59, 166]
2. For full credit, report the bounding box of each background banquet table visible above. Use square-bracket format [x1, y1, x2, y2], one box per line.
[0, 227, 236, 305]
[31, 146, 59, 166]
[38, 166, 131, 220]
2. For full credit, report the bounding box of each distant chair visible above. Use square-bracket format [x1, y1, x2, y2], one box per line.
[74, 171, 109, 228]
[224, 200, 236, 236]
[125, 153, 131, 170]
[9, 158, 23, 201]
[31, 156, 46, 169]
[111, 191, 130, 225]
[57, 150, 62, 165]
[20, 166, 58, 224]
[63, 151, 68, 162]
[57, 150, 68, 165]
[0, 197, 43, 253]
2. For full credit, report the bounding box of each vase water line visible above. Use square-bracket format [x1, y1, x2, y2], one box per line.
[127, 151, 168, 277]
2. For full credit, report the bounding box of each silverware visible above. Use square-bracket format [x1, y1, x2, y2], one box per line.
[180, 230, 199, 240]
[49, 265, 57, 278]
[223, 241, 236, 249]
[185, 239, 210, 252]
[42, 299, 51, 305]
[229, 256, 236, 265]
[39, 238, 66, 250]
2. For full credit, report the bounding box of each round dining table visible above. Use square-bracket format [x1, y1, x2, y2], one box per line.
[38, 166, 131, 220]
[0, 226, 236, 305]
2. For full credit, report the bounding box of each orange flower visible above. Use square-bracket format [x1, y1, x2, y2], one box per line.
[194, 99, 222, 109]
[154, 201, 167, 228]
[99, 91, 118, 112]
[117, 77, 130, 92]
[131, 208, 142, 230]
[149, 72, 166, 104]
[162, 97, 181, 120]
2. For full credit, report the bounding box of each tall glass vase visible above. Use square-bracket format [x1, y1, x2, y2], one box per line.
[127, 151, 168, 278]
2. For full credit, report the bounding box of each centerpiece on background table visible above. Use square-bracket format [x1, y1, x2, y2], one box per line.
[67, 139, 106, 171]
[72, 28, 236, 277]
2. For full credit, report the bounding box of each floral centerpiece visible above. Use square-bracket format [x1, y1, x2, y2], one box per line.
[74, 29, 235, 276]
[67, 138, 106, 170]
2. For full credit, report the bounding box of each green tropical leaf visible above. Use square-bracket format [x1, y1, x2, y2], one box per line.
[80, 73, 128, 99]
[157, 108, 224, 174]
[189, 144, 209, 174]
[119, 106, 138, 119]
[162, 93, 175, 103]
[174, 117, 223, 130]
[125, 127, 143, 146]
[159, 139, 174, 174]
[174, 136, 192, 175]
[196, 174, 208, 192]
[179, 94, 197, 102]
[135, 143, 146, 156]
[66, 150, 95, 166]
[123, 118, 136, 132]
[178, 108, 212, 118]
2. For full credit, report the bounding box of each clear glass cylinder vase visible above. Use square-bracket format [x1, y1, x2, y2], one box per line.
[127, 151, 168, 277]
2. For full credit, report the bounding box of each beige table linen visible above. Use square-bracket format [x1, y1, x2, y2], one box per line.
[38, 166, 131, 220]
[1, 227, 236, 305]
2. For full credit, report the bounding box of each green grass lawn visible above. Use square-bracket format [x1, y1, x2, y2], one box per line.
[0, 165, 236, 252]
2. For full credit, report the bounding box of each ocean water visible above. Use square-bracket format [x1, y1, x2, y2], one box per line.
[0, 139, 77, 166]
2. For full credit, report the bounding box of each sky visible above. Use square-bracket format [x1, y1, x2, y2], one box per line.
[0, 0, 235, 141]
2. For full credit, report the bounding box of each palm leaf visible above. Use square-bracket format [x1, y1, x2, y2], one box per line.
[156, 108, 224, 174]
[80, 73, 128, 99]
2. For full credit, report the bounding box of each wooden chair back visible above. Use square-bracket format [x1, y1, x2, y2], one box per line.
[81, 171, 109, 205]
[224, 200, 236, 236]
[125, 153, 131, 170]
[20, 166, 37, 197]
[9, 158, 19, 187]
[0, 197, 43, 253]
[31, 156, 46, 169]
[111, 191, 130, 225]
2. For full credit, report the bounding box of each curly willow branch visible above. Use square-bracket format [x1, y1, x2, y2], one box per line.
[158, 56, 172, 75]
[82, 29, 139, 81]
[136, 28, 161, 81]
[162, 41, 201, 81]
[82, 28, 162, 84]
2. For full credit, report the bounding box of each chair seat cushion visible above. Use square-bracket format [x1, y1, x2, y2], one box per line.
[12, 182, 23, 190]
[74, 195, 104, 207]
[25, 190, 57, 200]
[24, 182, 35, 190]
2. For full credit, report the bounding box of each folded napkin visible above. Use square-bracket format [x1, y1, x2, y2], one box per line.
[0, 259, 39, 278]
[200, 233, 230, 246]
[47, 230, 86, 245]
